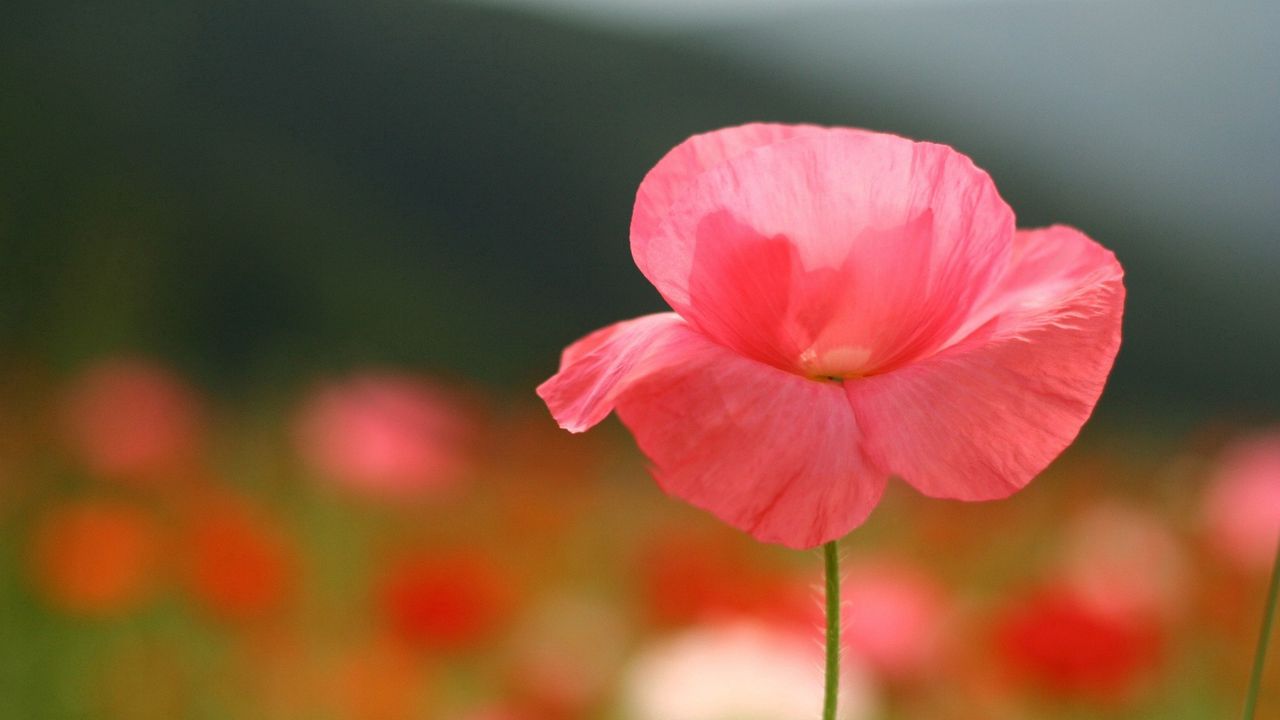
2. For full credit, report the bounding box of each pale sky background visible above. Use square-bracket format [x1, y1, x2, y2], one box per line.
[465, 0, 1280, 387]
[468, 0, 1032, 28]
[467, 0, 1277, 264]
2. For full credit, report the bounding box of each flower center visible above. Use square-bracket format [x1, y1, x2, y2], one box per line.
[799, 345, 872, 382]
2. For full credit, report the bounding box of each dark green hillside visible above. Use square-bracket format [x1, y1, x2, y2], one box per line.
[0, 0, 1274, 415]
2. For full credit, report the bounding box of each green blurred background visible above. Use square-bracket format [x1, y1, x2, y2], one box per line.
[2, 0, 1277, 417]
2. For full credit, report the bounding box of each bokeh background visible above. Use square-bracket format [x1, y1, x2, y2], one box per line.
[1, 1, 1277, 718]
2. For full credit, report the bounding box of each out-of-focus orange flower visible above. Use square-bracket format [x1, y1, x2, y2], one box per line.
[838, 558, 949, 683]
[180, 496, 296, 623]
[377, 549, 513, 652]
[331, 637, 427, 720]
[1202, 430, 1280, 573]
[62, 358, 204, 484]
[993, 584, 1164, 703]
[294, 374, 478, 500]
[229, 632, 321, 720]
[29, 499, 161, 615]
[636, 525, 807, 629]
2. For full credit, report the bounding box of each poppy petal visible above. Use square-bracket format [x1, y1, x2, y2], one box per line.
[538, 313, 692, 433]
[540, 312, 887, 548]
[631, 124, 825, 256]
[632, 124, 1014, 377]
[612, 335, 886, 550]
[847, 226, 1124, 500]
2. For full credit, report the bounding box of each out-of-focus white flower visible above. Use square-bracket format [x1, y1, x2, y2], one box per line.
[620, 621, 878, 720]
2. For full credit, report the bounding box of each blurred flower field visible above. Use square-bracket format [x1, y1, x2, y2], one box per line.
[0, 357, 1275, 719]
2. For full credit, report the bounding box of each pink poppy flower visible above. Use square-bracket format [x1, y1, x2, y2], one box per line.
[538, 124, 1124, 548]
[1202, 430, 1280, 572]
[1059, 501, 1189, 622]
[838, 558, 949, 682]
[294, 374, 477, 499]
[62, 358, 204, 484]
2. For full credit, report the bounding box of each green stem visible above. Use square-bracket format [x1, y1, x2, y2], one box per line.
[823, 540, 840, 720]
[1242, 536, 1280, 720]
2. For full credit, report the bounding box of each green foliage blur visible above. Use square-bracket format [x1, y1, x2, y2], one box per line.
[2, 0, 1276, 417]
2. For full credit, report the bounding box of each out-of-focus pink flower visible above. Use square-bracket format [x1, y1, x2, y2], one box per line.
[993, 584, 1163, 703]
[62, 358, 204, 483]
[538, 123, 1124, 548]
[295, 374, 477, 499]
[1059, 501, 1189, 621]
[620, 621, 878, 720]
[179, 494, 297, 624]
[377, 549, 513, 653]
[1202, 431, 1280, 572]
[29, 499, 161, 616]
[839, 558, 949, 682]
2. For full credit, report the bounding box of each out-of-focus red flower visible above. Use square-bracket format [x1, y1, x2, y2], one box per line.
[993, 584, 1163, 702]
[62, 358, 204, 484]
[1059, 501, 1189, 622]
[295, 374, 478, 499]
[636, 526, 808, 629]
[331, 637, 427, 720]
[180, 496, 296, 623]
[29, 499, 161, 615]
[377, 549, 513, 652]
[839, 558, 948, 682]
[1202, 430, 1280, 573]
